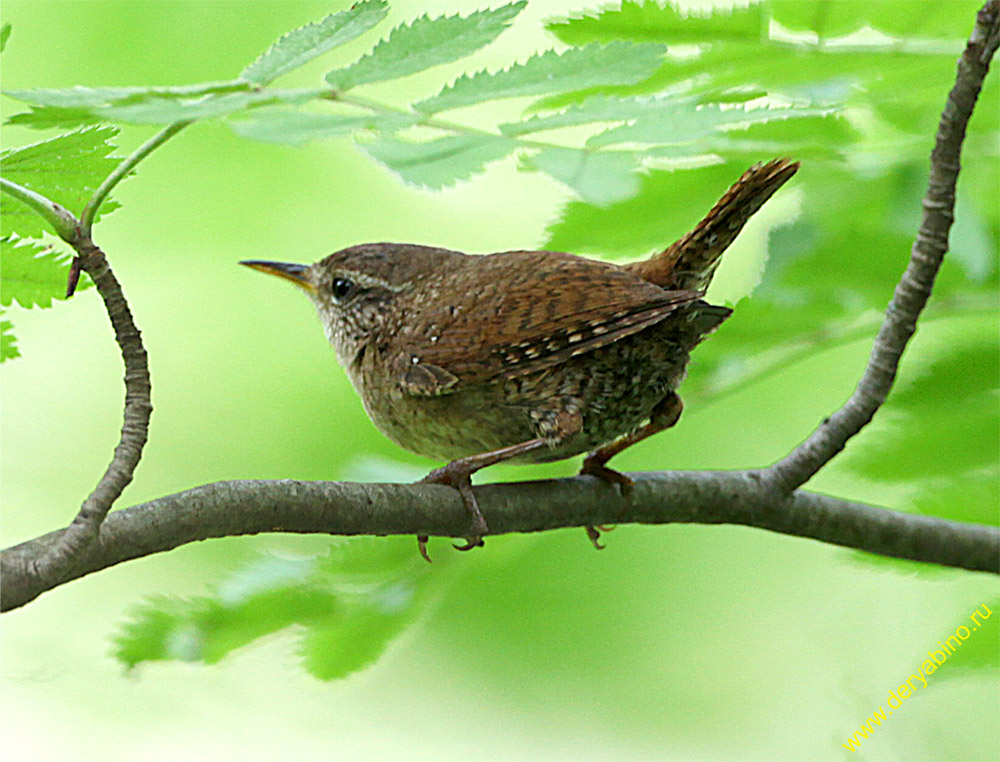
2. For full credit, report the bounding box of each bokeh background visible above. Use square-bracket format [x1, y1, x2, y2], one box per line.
[2, 1, 997, 760]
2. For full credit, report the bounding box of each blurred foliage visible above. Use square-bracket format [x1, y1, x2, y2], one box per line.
[1, 0, 997, 697]
[115, 538, 443, 680]
[933, 600, 1000, 674]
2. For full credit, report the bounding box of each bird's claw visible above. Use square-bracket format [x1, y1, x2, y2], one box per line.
[417, 535, 433, 563]
[580, 459, 635, 498]
[419, 464, 489, 559]
[453, 536, 485, 551]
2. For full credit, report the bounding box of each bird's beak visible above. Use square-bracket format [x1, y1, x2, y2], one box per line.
[240, 260, 316, 293]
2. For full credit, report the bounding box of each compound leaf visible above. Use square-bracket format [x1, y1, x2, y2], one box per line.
[361, 133, 515, 189]
[241, 0, 389, 85]
[326, 1, 526, 91]
[527, 147, 640, 206]
[414, 42, 665, 113]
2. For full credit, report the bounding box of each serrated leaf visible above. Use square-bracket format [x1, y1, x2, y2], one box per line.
[229, 107, 417, 146]
[0, 22, 11, 53]
[361, 133, 515, 189]
[6, 82, 250, 108]
[414, 42, 665, 114]
[6, 88, 321, 129]
[241, 0, 389, 86]
[4, 106, 102, 131]
[645, 111, 854, 161]
[0, 126, 120, 237]
[587, 102, 837, 147]
[547, 0, 765, 46]
[1, 315, 19, 362]
[527, 147, 640, 205]
[500, 93, 678, 136]
[112, 538, 442, 680]
[326, 1, 526, 91]
[0, 236, 77, 309]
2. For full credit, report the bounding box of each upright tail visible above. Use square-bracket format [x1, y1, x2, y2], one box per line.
[625, 158, 799, 292]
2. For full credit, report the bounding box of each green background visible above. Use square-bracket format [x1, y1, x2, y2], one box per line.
[1, 1, 997, 760]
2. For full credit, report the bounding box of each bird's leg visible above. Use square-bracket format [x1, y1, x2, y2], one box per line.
[579, 392, 684, 549]
[418, 437, 549, 562]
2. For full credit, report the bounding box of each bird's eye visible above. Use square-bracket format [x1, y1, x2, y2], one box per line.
[330, 277, 356, 301]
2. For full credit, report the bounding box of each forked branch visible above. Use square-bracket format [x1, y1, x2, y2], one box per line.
[763, 0, 1000, 494]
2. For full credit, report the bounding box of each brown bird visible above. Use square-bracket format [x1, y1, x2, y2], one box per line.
[243, 158, 799, 560]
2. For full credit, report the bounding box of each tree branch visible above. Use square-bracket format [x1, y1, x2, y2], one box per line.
[25, 239, 153, 588]
[2, 3, 997, 616]
[2, 472, 997, 611]
[763, 0, 1000, 493]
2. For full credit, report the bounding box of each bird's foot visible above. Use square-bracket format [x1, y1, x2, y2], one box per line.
[580, 456, 635, 550]
[584, 524, 617, 550]
[580, 457, 635, 497]
[419, 460, 489, 562]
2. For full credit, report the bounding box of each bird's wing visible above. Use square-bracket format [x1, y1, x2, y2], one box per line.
[394, 250, 702, 397]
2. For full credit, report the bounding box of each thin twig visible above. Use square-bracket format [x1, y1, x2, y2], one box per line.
[2, 472, 997, 611]
[79, 120, 191, 237]
[0, 177, 79, 242]
[763, 0, 1000, 494]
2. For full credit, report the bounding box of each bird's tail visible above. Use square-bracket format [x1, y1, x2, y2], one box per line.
[625, 158, 799, 292]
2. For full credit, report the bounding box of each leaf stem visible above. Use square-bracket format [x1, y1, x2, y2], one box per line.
[334, 91, 596, 153]
[0, 177, 78, 242]
[80, 120, 192, 236]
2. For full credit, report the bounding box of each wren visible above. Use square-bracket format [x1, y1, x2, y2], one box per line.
[243, 158, 799, 560]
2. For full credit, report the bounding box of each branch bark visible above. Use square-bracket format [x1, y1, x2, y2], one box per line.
[764, 0, 1000, 494]
[3, 473, 997, 611]
[25, 240, 153, 588]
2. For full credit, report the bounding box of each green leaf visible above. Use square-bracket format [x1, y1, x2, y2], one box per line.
[0, 22, 11, 53]
[241, 0, 389, 86]
[6, 82, 250, 108]
[361, 133, 515, 189]
[4, 106, 101, 131]
[112, 538, 443, 680]
[932, 599, 1000, 677]
[6, 88, 321, 129]
[1, 314, 19, 363]
[326, 1, 526, 91]
[770, 0, 976, 41]
[547, 0, 765, 46]
[229, 108, 415, 146]
[587, 101, 837, 147]
[545, 161, 757, 258]
[500, 93, 680, 137]
[842, 336, 999, 484]
[910, 467, 999, 528]
[0, 126, 120, 238]
[526, 147, 640, 206]
[643, 111, 855, 161]
[414, 42, 666, 114]
[0, 236, 77, 309]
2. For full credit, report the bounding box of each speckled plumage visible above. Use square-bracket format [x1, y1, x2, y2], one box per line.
[340, 248, 730, 463]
